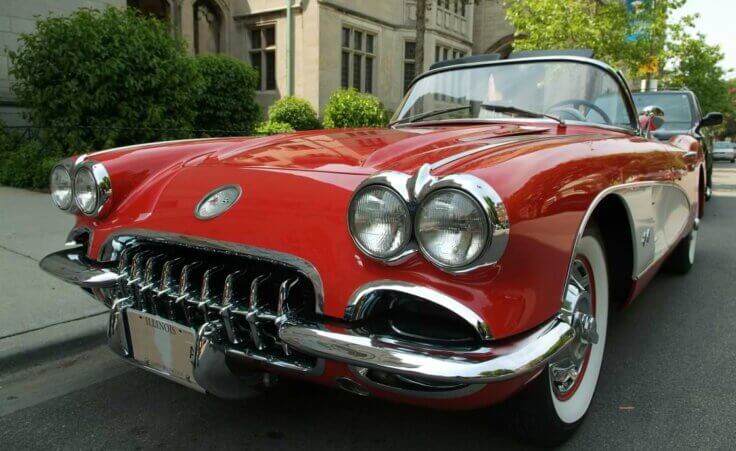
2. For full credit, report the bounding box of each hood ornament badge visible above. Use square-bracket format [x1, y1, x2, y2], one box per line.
[195, 185, 242, 220]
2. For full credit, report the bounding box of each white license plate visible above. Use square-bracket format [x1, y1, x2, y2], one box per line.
[126, 309, 198, 384]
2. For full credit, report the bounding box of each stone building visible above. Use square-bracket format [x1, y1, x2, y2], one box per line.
[1, 0, 515, 125]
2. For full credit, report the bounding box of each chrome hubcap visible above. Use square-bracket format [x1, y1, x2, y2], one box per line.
[551, 259, 597, 398]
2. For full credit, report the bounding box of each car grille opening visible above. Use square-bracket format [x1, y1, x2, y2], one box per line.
[103, 239, 319, 372]
[360, 291, 482, 349]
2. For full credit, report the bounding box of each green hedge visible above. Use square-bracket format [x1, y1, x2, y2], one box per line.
[323, 89, 387, 128]
[0, 128, 59, 190]
[267, 96, 321, 130]
[193, 54, 261, 135]
[254, 121, 295, 136]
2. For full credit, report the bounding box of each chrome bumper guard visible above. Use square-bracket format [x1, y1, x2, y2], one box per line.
[41, 247, 576, 390]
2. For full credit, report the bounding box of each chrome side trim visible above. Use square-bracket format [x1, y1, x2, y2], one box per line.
[279, 316, 574, 384]
[97, 229, 325, 315]
[344, 280, 493, 341]
[39, 247, 120, 288]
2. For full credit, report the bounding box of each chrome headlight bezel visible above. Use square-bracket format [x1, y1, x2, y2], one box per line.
[414, 187, 490, 270]
[50, 164, 74, 210]
[346, 165, 509, 274]
[347, 176, 415, 263]
[73, 160, 113, 218]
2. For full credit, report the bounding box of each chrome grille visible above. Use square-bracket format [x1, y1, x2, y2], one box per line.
[109, 240, 318, 371]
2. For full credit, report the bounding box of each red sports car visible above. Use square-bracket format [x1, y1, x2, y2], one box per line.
[41, 55, 703, 446]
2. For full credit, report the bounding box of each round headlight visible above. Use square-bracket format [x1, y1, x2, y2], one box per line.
[50, 165, 73, 210]
[416, 189, 489, 268]
[74, 167, 99, 215]
[348, 185, 412, 259]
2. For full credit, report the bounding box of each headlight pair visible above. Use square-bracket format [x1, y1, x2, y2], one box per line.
[348, 181, 494, 271]
[50, 159, 112, 217]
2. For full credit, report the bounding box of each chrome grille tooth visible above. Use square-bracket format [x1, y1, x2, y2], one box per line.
[141, 254, 166, 314]
[277, 278, 299, 317]
[177, 261, 203, 326]
[277, 278, 300, 355]
[157, 257, 184, 295]
[128, 251, 153, 307]
[222, 269, 246, 305]
[220, 270, 247, 344]
[246, 274, 271, 350]
[200, 265, 225, 304]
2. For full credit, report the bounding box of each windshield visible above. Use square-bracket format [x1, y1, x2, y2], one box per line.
[632, 92, 695, 131]
[393, 60, 635, 129]
[715, 142, 734, 149]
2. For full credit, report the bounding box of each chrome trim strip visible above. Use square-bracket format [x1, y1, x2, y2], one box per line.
[344, 280, 493, 341]
[279, 316, 574, 384]
[39, 247, 120, 288]
[98, 229, 325, 315]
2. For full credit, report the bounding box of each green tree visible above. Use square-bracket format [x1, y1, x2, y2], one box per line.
[663, 31, 733, 116]
[9, 7, 200, 154]
[504, 0, 686, 77]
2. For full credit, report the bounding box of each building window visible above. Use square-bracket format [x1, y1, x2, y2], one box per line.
[194, 0, 222, 54]
[403, 41, 416, 94]
[435, 44, 466, 63]
[250, 26, 276, 91]
[341, 27, 375, 93]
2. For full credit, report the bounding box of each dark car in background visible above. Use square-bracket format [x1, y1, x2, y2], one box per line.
[633, 90, 722, 199]
[714, 141, 736, 163]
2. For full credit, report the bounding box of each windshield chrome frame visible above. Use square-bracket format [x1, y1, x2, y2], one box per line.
[394, 56, 641, 135]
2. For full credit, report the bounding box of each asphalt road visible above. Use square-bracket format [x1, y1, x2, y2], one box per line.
[2, 164, 736, 450]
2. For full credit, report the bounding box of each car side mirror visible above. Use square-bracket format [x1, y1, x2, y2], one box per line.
[639, 105, 665, 134]
[699, 112, 723, 129]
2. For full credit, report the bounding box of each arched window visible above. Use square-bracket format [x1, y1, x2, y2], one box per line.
[128, 0, 170, 21]
[193, 0, 222, 54]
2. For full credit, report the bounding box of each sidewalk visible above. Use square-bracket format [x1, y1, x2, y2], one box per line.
[0, 187, 107, 365]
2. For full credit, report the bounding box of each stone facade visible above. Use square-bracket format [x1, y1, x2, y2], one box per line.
[1, 0, 513, 125]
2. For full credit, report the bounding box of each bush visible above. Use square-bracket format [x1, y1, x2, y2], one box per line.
[0, 133, 59, 190]
[267, 97, 320, 131]
[9, 7, 200, 154]
[254, 121, 295, 136]
[192, 55, 261, 135]
[323, 89, 387, 128]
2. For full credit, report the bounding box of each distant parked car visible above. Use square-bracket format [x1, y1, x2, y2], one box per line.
[713, 141, 736, 162]
[632, 90, 722, 199]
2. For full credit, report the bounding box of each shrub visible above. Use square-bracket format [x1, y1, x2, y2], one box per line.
[253, 121, 295, 136]
[0, 134, 59, 190]
[323, 89, 388, 128]
[267, 97, 320, 131]
[192, 55, 261, 135]
[9, 7, 200, 154]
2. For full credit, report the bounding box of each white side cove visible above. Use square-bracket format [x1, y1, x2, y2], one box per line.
[616, 184, 691, 278]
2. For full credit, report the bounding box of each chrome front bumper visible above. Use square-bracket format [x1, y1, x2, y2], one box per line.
[41, 247, 576, 391]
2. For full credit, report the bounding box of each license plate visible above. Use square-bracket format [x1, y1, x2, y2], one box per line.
[126, 309, 197, 384]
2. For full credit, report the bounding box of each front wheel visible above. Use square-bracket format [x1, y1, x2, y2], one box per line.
[506, 226, 609, 447]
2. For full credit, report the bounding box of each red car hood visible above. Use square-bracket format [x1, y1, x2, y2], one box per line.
[199, 125, 551, 173]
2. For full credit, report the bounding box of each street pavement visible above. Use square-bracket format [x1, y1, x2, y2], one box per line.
[1, 165, 736, 450]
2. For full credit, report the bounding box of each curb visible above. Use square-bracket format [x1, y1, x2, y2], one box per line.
[0, 313, 108, 372]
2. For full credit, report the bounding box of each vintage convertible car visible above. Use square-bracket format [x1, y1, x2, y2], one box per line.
[40, 55, 703, 446]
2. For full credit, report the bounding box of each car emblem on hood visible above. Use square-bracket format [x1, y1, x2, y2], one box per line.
[194, 185, 242, 220]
